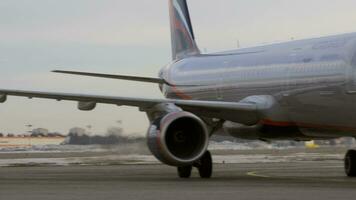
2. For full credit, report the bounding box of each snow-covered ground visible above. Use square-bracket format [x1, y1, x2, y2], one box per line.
[0, 142, 350, 167]
[0, 141, 300, 153]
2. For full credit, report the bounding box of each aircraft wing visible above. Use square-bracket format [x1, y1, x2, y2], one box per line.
[0, 89, 261, 125]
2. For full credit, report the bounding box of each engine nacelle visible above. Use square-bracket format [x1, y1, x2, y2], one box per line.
[147, 111, 209, 166]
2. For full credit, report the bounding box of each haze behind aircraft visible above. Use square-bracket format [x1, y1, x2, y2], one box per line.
[2, 0, 356, 178]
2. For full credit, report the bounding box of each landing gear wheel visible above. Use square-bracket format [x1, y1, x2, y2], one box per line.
[177, 166, 192, 178]
[198, 151, 213, 179]
[345, 150, 356, 177]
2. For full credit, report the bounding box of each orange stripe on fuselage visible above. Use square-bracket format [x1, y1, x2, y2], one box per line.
[261, 119, 296, 127]
[171, 86, 192, 100]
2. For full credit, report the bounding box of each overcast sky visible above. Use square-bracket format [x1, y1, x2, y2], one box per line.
[1, 0, 356, 135]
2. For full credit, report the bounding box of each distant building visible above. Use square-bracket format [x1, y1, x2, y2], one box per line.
[63, 126, 144, 145]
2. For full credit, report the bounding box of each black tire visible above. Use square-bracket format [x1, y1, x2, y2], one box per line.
[178, 166, 192, 178]
[345, 150, 356, 177]
[198, 151, 213, 179]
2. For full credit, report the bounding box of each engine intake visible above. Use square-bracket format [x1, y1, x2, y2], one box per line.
[147, 111, 209, 166]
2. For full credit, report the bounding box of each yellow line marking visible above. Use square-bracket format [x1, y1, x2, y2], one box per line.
[246, 171, 270, 178]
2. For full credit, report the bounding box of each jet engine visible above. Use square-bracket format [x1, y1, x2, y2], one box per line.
[147, 111, 209, 166]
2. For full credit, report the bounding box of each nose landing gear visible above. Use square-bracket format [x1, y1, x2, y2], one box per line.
[177, 151, 213, 179]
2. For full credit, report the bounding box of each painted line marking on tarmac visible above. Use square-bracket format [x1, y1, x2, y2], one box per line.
[246, 171, 270, 178]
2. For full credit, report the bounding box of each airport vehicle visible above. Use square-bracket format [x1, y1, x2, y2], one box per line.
[2, 0, 356, 178]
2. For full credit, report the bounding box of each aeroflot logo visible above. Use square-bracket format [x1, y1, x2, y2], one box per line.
[172, 0, 193, 39]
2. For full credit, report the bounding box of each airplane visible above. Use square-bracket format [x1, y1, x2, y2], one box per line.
[1, 0, 356, 178]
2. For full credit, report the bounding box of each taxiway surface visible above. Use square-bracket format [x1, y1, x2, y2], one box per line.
[0, 160, 356, 200]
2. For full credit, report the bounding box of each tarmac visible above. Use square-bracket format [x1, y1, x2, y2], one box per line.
[0, 147, 356, 200]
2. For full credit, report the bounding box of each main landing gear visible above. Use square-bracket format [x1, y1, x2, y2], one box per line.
[182, 149, 356, 178]
[345, 150, 356, 177]
[177, 151, 213, 179]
